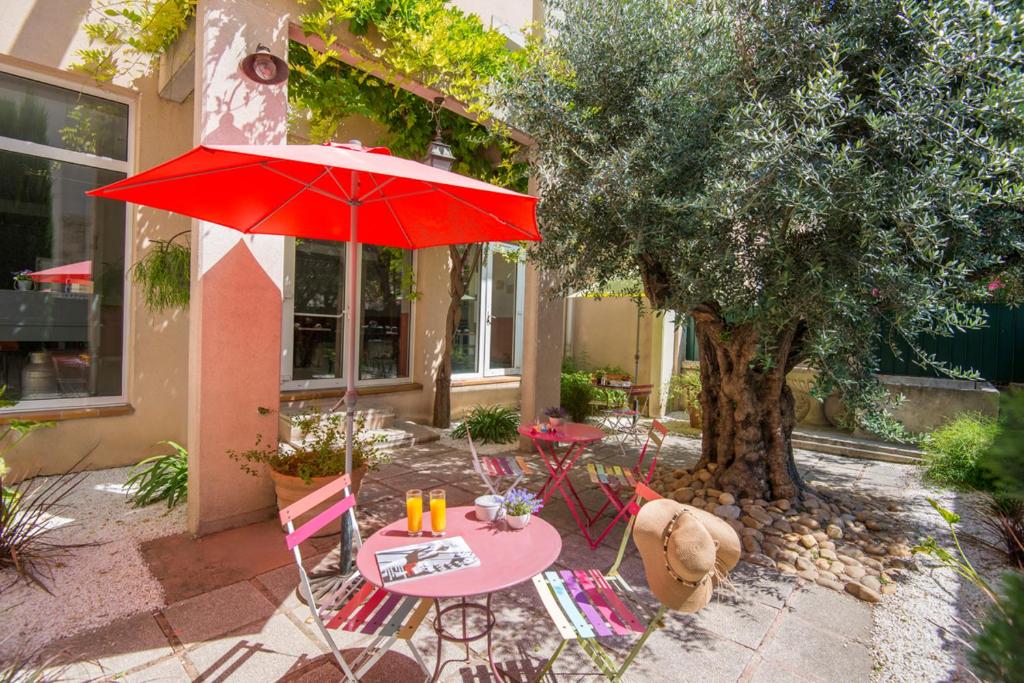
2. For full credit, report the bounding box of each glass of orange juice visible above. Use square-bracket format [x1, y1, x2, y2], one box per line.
[406, 489, 423, 536]
[430, 489, 446, 537]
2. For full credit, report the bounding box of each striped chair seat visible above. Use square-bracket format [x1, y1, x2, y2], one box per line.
[532, 569, 650, 640]
[530, 484, 669, 682]
[481, 455, 533, 478]
[586, 463, 637, 489]
[316, 576, 432, 637]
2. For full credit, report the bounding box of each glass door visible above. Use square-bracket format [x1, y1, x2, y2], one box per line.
[482, 245, 525, 376]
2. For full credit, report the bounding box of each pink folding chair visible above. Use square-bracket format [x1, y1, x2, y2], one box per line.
[467, 429, 533, 497]
[282, 473, 431, 681]
[532, 483, 669, 681]
[582, 420, 667, 549]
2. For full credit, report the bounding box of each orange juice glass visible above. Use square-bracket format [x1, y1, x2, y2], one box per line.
[406, 489, 423, 536]
[430, 489, 446, 537]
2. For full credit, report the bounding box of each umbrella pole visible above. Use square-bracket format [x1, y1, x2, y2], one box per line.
[340, 196, 360, 575]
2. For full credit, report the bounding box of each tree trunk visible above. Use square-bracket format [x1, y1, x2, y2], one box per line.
[432, 244, 482, 428]
[691, 307, 806, 501]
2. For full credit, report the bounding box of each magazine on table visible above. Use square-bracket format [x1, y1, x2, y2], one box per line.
[376, 536, 480, 587]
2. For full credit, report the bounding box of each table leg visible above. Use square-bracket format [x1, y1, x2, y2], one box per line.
[535, 441, 604, 547]
[430, 595, 504, 682]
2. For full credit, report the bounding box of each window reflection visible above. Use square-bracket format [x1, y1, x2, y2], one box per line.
[360, 247, 412, 380]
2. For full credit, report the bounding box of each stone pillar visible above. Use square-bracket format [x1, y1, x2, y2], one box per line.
[519, 260, 564, 450]
[187, 0, 289, 536]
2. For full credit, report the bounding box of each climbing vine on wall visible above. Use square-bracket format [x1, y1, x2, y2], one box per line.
[72, 0, 196, 83]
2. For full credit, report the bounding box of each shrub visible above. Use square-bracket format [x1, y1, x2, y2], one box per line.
[920, 413, 999, 490]
[126, 441, 188, 509]
[593, 387, 627, 408]
[229, 411, 388, 485]
[669, 371, 701, 410]
[970, 571, 1024, 683]
[451, 405, 519, 444]
[560, 371, 596, 422]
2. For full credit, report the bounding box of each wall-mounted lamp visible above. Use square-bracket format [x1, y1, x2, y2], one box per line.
[423, 97, 455, 172]
[239, 44, 289, 85]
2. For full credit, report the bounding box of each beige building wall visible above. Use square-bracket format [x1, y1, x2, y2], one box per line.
[1, 0, 538, 477]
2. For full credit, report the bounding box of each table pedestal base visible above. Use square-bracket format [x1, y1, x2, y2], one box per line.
[431, 594, 515, 682]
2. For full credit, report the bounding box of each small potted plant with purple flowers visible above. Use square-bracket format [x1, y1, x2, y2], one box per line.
[12, 270, 33, 291]
[501, 488, 543, 529]
[543, 406, 568, 428]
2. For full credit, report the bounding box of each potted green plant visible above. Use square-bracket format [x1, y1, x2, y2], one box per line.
[501, 488, 543, 529]
[229, 410, 389, 533]
[12, 270, 33, 291]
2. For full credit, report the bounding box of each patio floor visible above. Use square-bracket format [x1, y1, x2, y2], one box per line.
[41, 435, 882, 682]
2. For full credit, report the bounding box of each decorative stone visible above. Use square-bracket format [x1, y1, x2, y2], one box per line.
[696, 470, 712, 482]
[719, 492, 736, 506]
[888, 543, 912, 558]
[746, 553, 775, 568]
[772, 499, 791, 511]
[795, 556, 813, 571]
[819, 548, 838, 561]
[881, 584, 898, 595]
[748, 506, 773, 525]
[861, 575, 882, 592]
[778, 549, 800, 565]
[830, 561, 846, 575]
[777, 562, 797, 574]
[742, 536, 761, 554]
[705, 487, 724, 499]
[845, 581, 881, 603]
[741, 515, 764, 530]
[816, 576, 844, 591]
[844, 565, 867, 580]
[815, 558, 832, 570]
[799, 534, 817, 549]
[773, 519, 793, 533]
[714, 504, 742, 520]
[837, 554, 860, 566]
[691, 497, 707, 509]
[672, 488, 695, 503]
[726, 519, 745, 534]
[798, 569, 818, 582]
[706, 462, 718, 472]
[865, 544, 887, 556]
[862, 557, 884, 571]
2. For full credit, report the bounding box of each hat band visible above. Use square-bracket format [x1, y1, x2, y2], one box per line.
[661, 509, 711, 588]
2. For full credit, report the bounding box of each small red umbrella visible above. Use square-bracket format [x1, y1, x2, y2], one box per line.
[29, 260, 92, 285]
[88, 141, 539, 494]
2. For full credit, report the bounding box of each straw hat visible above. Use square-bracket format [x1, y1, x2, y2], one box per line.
[632, 499, 741, 612]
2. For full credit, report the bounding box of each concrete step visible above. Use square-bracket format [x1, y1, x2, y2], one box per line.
[278, 406, 396, 442]
[793, 428, 923, 465]
[281, 419, 439, 456]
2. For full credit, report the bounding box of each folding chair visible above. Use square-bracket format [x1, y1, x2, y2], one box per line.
[531, 483, 667, 682]
[582, 420, 668, 549]
[598, 384, 653, 456]
[283, 473, 432, 681]
[467, 429, 533, 497]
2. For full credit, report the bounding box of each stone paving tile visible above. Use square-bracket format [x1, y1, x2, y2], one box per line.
[747, 653, 828, 683]
[184, 612, 324, 681]
[632, 624, 756, 683]
[122, 655, 191, 682]
[761, 602, 872, 682]
[725, 563, 800, 611]
[785, 584, 872, 644]
[688, 594, 780, 650]
[42, 612, 173, 677]
[162, 580, 276, 646]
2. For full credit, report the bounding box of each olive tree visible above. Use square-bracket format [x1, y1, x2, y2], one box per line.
[503, 0, 1024, 499]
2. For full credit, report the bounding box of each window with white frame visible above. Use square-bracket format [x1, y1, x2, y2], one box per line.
[453, 243, 525, 378]
[0, 70, 130, 410]
[281, 239, 414, 387]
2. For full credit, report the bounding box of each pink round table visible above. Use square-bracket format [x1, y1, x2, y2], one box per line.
[357, 506, 561, 681]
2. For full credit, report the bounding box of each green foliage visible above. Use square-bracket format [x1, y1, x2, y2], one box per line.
[592, 387, 627, 409]
[560, 371, 595, 423]
[451, 405, 519, 444]
[980, 392, 1024, 500]
[125, 441, 187, 509]
[971, 571, 1024, 682]
[669, 371, 702, 411]
[72, 0, 196, 82]
[913, 498, 999, 604]
[920, 413, 1000, 490]
[229, 411, 389, 485]
[503, 0, 1024, 428]
[1, 387, 54, 508]
[130, 234, 190, 312]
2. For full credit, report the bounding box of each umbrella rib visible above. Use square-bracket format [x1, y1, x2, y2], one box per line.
[324, 168, 353, 201]
[425, 183, 538, 239]
[244, 169, 330, 233]
[377, 197, 416, 249]
[361, 189, 435, 205]
[356, 176, 396, 203]
[91, 159, 268, 193]
[261, 163, 351, 203]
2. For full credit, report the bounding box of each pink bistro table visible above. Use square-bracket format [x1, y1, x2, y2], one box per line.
[519, 422, 607, 547]
[357, 506, 562, 682]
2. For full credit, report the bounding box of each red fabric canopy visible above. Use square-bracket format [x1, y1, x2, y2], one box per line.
[88, 143, 539, 249]
[29, 260, 92, 284]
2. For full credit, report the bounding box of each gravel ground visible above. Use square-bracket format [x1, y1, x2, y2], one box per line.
[871, 467, 1007, 683]
[0, 467, 184, 660]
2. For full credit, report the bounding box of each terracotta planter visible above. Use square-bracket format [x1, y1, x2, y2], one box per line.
[270, 464, 367, 536]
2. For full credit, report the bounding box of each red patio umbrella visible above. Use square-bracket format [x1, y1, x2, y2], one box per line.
[29, 260, 92, 285]
[88, 141, 539, 517]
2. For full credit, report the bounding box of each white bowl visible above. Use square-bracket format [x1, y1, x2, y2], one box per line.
[474, 494, 503, 522]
